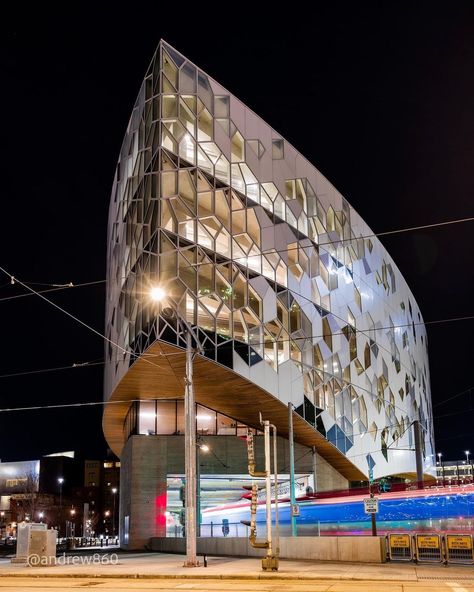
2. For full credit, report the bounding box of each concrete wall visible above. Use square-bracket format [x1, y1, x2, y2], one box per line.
[150, 535, 386, 563]
[121, 433, 348, 550]
[120, 436, 168, 550]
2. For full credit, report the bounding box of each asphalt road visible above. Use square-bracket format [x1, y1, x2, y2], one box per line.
[1, 578, 474, 591]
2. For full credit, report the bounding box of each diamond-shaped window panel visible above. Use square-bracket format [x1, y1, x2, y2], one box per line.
[272, 139, 284, 159]
[247, 139, 265, 159]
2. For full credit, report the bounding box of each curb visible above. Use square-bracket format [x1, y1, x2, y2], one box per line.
[0, 572, 420, 581]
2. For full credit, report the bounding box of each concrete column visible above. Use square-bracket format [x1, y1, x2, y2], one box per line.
[312, 446, 318, 492]
[119, 435, 168, 550]
[413, 420, 424, 488]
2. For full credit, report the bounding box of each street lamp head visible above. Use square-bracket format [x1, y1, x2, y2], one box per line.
[150, 286, 166, 302]
[38, 512, 44, 519]
[465, 450, 470, 455]
[438, 452, 442, 458]
[58, 477, 64, 485]
[112, 487, 117, 494]
[199, 444, 210, 452]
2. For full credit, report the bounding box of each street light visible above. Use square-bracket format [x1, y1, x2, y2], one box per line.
[465, 451, 471, 483]
[111, 487, 118, 538]
[58, 477, 64, 537]
[151, 286, 203, 567]
[437, 453, 444, 486]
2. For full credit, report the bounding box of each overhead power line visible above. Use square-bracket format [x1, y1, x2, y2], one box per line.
[433, 386, 474, 408]
[0, 279, 106, 303]
[318, 215, 474, 247]
[0, 396, 412, 442]
[1, 214, 472, 386]
[0, 266, 164, 373]
[1, 214, 472, 302]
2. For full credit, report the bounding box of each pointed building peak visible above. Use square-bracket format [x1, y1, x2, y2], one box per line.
[159, 39, 186, 68]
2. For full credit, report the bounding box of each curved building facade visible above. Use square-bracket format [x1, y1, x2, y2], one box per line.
[104, 41, 434, 547]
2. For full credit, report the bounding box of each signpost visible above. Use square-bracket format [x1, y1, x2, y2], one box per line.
[364, 497, 379, 514]
[365, 493, 378, 536]
[291, 504, 300, 517]
[365, 459, 377, 536]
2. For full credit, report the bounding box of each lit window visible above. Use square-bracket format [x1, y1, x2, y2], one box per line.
[272, 139, 284, 159]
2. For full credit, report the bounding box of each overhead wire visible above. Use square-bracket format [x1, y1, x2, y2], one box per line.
[1, 214, 472, 421]
[0, 279, 106, 303]
[0, 266, 164, 373]
[317, 215, 474, 247]
[0, 396, 414, 442]
[139, 213, 473, 380]
[0, 214, 471, 302]
[0, 262, 470, 420]
[1, 262, 471, 430]
[433, 386, 474, 408]
[152, 223, 472, 381]
[0, 307, 472, 382]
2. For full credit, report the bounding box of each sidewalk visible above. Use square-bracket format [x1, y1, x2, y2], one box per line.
[0, 552, 474, 581]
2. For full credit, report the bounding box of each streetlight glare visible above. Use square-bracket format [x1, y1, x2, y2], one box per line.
[150, 286, 166, 302]
[200, 444, 210, 452]
[58, 477, 64, 484]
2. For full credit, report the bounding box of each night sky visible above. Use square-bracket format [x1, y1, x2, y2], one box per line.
[1, 4, 473, 463]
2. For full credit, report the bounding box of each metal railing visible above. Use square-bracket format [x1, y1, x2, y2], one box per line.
[56, 536, 119, 550]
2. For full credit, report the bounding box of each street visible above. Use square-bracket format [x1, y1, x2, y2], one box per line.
[1, 577, 474, 591]
[1, 552, 474, 591]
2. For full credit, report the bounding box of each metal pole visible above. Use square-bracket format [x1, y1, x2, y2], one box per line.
[271, 424, 279, 557]
[59, 483, 62, 538]
[184, 328, 199, 567]
[288, 403, 297, 536]
[264, 420, 272, 559]
[112, 493, 116, 538]
[369, 482, 377, 536]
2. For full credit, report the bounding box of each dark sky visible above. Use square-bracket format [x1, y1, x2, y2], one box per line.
[0, 4, 473, 463]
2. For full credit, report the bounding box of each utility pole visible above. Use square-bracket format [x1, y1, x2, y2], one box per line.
[183, 328, 199, 567]
[150, 287, 203, 567]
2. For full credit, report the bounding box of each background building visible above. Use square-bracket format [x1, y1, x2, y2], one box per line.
[0, 454, 119, 539]
[103, 41, 435, 549]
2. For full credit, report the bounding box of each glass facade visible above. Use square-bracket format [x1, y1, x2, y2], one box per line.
[105, 41, 434, 480]
[123, 400, 261, 441]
